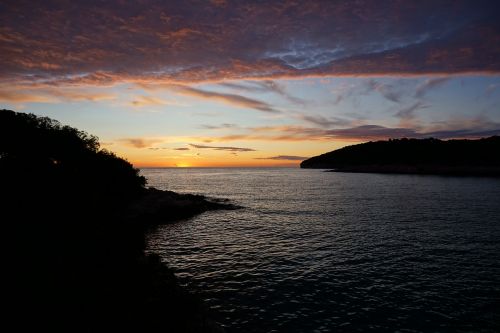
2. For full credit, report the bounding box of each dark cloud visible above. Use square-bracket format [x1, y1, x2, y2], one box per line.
[167, 85, 279, 113]
[198, 119, 500, 142]
[118, 138, 163, 148]
[172, 147, 190, 151]
[425, 128, 500, 138]
[324, 125, 419, 140]
[1, 1, 498, 86]
[220, 81, 283, 95]
[323, 124, 500, 140]
[254, 155, 308, 161]
[189, 144, 256, 152]
[297, 114, 353, 128]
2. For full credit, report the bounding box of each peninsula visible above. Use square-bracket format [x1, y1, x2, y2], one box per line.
[1, 110, 236, 332]
[300, 137, 500, 176]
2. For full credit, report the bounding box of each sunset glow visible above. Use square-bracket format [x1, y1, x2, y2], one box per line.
[1, 1, 499, 167]
[4, 2, 500, 332]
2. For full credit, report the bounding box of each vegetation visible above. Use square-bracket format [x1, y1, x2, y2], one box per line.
[300, 137, 500, 176]
[1, 110, 225, 332]
[0, 110, 145, 204]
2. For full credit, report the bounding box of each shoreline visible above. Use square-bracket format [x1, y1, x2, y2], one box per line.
[320, 165, 500, 177]
[9, 186, 240, 332]
[124, 187, 241, 332]
[122, 187, 241, 226]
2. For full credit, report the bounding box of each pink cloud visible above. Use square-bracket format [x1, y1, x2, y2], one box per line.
[0, 1, 498, 87]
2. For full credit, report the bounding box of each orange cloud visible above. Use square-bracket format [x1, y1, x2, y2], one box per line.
[129, 95, 176, 107]
[0, 90, 56, 103]
[48, 90, 116, 102]
[254, 155, 308, 161]
[0, 87, 116, 103]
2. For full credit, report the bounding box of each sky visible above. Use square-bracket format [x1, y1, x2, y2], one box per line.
[1, 0, 499, 167]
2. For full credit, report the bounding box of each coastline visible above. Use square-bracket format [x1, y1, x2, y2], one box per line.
[2, 110, 239, 331]
[122, 187, 241, 225]
[113, 187, 240, 332]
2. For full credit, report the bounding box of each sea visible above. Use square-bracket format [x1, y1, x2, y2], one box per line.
[142, 167, 500, 333]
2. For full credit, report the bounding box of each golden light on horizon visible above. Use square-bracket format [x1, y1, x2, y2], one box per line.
[175, 163, 191, 168]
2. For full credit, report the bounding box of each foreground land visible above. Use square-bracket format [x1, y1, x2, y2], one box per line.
[301, 136, 500, 176]
[1, 109, 237, 331]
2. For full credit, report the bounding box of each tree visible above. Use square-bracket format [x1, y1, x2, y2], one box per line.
[0, 109, 146, 207]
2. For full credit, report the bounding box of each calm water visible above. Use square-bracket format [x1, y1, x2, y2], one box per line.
[143, 168, 500, 332]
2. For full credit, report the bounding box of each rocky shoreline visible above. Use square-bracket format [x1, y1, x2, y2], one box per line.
[110, 188, 241, 333]
[122, 187, 241, 225]
[9, 187, 240, 332]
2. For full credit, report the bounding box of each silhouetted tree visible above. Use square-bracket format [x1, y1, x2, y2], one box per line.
[0, 109, 145, 208]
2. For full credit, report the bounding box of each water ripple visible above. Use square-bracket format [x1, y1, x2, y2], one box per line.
[144, 168, 500, 332]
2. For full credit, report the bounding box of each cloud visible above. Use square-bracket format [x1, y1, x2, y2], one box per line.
[192, 119, 500, 143]
[130, 95, 173, 107]
[167, 85, 279, 113]
[322, 124, 500, 140]
[220, 80, 306, 105]
[172, 147, 190, 151]
[485, 83, 499, 97]
[395, 101, 430, 119]
[201, 123, 238, 130]
[219, 81, 283, 94]
[118, 138, 164, 148]
[365, 79, 402, 103]
[331, 79, 411, 106]
[189, 144, 256, 152]
[0, 87, 116, 103]
[0, 1, 498, 87]
[0, 90, 56, 103]
[331, 82, 357, 105]
[297, 114, 354, 128]
[47, 90, 116, 102]
[324, 125, 419, 140]
[415, 77, 450, 98]
[425, 128, 500, 138]
[254, 155, 308, 161]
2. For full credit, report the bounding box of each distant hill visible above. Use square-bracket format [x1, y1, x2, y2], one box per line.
[300, 137, 500, 176]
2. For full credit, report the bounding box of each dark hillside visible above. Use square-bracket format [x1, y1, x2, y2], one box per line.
[300, 137, 500, 176]
[1, 110, 227, 332]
